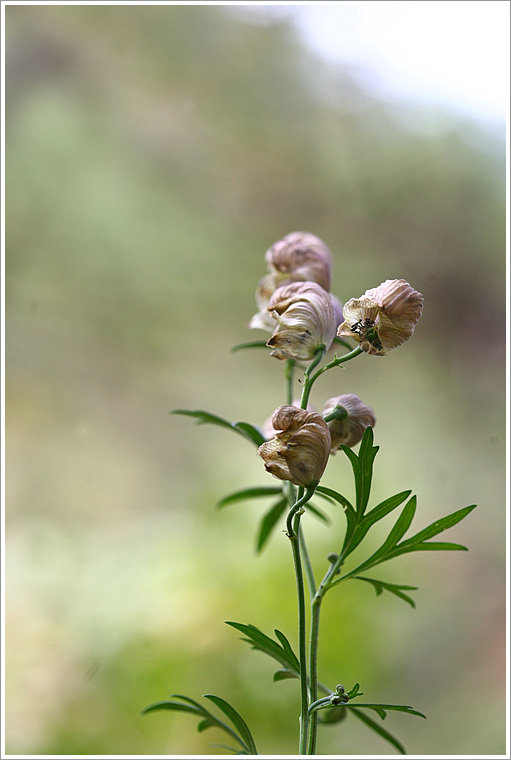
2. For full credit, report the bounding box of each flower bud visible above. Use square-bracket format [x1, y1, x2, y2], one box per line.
[337, 279, 423, 356]
[265, 231, 332, 292]
[266, 281, 337, 362]
[258, 405, 331, 487]
[322, 394, 376, 452]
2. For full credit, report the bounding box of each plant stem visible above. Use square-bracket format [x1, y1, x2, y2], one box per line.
[306, 559, 338, 755]
[300, 346, 363, 410]
[285, 359, 295, 405]
[286, 484, 317, 754]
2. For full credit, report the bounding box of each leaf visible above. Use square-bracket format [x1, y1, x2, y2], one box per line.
[231, 340, 270, 352]
[172, 410, 265, 446]
[354, 577, 418, 608]
[256, 497, 288, 553]
[142, 694, 251, 753]
[204, 695, 258, 755]
[273, 668, 298, 682]
[341, 427, 379, 517]
[340, 490, 412, 561]
[305, 501, 331, 525]
[315, 486, 357, 543]
[396, 504, 477, 549]
[349, 708, 407, 754]
[216, 486, 282, 509]
[232, 422, 267, 446]
[348, 703, 426, 719]
[226, 621, 300, 676]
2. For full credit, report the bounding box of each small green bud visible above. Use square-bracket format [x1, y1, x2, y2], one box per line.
[327, 552, 338, 564]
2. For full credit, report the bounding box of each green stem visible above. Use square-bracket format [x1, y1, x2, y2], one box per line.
[300, 346, 363, 410]
[307, 559, 338, 754]
[285, 359, 295, 405]
[286, 483, 317, 754]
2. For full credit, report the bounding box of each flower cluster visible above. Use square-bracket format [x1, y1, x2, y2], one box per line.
[252, 231, 423, 487]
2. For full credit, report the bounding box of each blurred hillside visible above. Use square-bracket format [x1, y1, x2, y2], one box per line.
[5, 4, 506, 757]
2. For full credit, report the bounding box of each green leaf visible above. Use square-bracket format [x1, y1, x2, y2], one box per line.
[348, 703, 426, 719]
[172, 410, 265, 446]
[341, 490, 412, 561]
[378, 496, 417, 554]
[256, 497, 288, 553]
[216, 486, 282, 509]
[396, 504, 477, 549]
[315, 486, 357, 543]
[305, 501, 331, 525]
[142, 694, 251, 753]
[354, 577, 418, 608]
[226, 621, 300, 676]
[232, 422, 267, 446]
[341, 427, 379, 517]
[349, 708, 407, 754]
[273, 668, 298, 682]
[231, 340, 269, 352]
[204, 695, 258, 755]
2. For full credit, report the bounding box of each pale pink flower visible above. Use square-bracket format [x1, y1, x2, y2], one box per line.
[266, 281, 337, 362]
[249, 231, 333, 332]
[337, 279, 424, 356]
[265, 231, 332, 292]
[258, 405, 331, 487]
[322, 394, 376, 452]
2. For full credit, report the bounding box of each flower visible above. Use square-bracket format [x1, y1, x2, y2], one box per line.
[266, 281, 337, 362]
[261, 399, 316, 440]
[337, 279, 424, 356]
[249, 231, 333, 332]
[322, 394, 376, 452]
[265, 231, 332, 292]
[258, 405, 331, 487]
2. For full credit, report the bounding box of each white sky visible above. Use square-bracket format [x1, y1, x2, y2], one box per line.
[246, 1, 510, 126]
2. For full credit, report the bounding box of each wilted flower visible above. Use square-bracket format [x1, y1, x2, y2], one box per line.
[265, 231, 332, 292]
[258, 405, 331, 487]
[322, 394, 376, 452]
[261, 399, 316, 440]
[337, 279, 423, 356]
[266, 281, 337, 362]
[249, 231, 333, 332]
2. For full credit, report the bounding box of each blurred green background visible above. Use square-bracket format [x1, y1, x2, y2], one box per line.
[5, 4, 506, 756]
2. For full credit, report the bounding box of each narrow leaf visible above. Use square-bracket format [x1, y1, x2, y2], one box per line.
[305, 501, 331, 524]
[354, 577, 418, 608]
[216, 486, 282, 509]
[273, 669, 298, 682]
[352, 496, 417, 573]
[397, 504, 477, 548]
[172, 410, 264, 447]
[231, 340, 269, 352]
[274, 629, 300, 672]
[226, 621, 300, 675]
[256, 497, 288, 553]
[350, 708, 407, 754]
[204, 695, 257, 755]
[341, 490, 412, 560]
[390, 541, 468, 557]
[233, 422, 266, 446]
[349, 703, 426, 719]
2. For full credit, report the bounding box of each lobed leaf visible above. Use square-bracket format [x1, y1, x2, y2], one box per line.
[396, 504, 477, 548]
[354, 576, 418, 608]
[226, 621, 300, 676]
[142, 694, 252, 754]
[340, 490, 412, 562]
[172, 409, 265, 446]
[349, 708, 407, 754]
[341, 427, 379, 517]
[204, 695, 258, 755]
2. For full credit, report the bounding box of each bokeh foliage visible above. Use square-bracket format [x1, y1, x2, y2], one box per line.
[5, 4, 506, 756]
